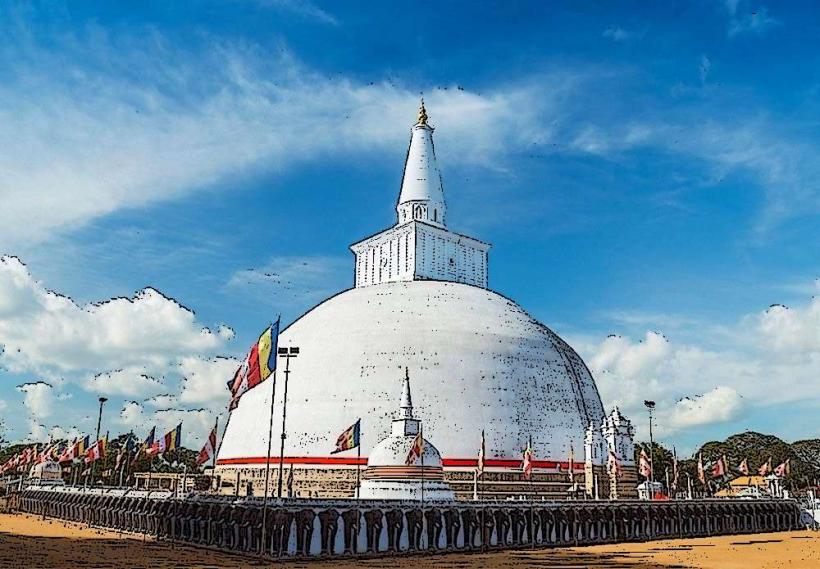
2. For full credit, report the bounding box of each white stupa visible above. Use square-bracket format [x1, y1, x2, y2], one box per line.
[359, 369, 455, 501]
[217, 101, 606, 493]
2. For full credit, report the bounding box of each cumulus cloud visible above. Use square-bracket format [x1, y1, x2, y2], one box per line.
[16, 381, 54, 418]
[669, 387, 744, 428]
[0, 256, 227, 377]
[0, 255, 236, 445]
[179, 356, 241, 405]
[755, 301, 820, 354]
[580, 291, 820, 440]
[120, 401, 144, 427]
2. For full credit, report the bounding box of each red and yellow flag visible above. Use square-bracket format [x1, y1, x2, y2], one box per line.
[331, 419, 361, 454]
[229, 319, 280, 410]
[405, 431, 424, 465]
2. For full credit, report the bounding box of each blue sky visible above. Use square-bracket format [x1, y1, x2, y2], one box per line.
[0, 0, 818, 457]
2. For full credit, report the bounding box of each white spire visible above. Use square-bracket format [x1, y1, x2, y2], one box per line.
[399, 366, 413, 419]
[396, 98, 446, 227]
[393, 367, 420, 436]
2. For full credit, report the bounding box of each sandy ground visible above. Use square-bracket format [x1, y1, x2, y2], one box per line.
[1, 512, 819, 568]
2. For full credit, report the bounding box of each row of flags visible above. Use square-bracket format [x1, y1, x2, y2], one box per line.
[0, 423, 187, 477]
[132, 423, 183, 463]
[0, 419, 225, 479]
[697, 453, 790, 484]
[0, 436, 109, 475]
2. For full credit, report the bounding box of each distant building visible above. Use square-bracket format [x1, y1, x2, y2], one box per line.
[715, 475, 771, 498]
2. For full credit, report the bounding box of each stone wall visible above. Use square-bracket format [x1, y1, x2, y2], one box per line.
[214, 465, 588, 501]
[16, 487, 802, 560]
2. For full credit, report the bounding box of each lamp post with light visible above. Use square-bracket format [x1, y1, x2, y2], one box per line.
[92, 397, 107, 484]
[644, 400, 656, 499]
[277, 346, 299, 499]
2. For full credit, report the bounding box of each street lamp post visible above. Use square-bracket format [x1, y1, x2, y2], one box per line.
[277, 346, 299, 499]
[92, 397, 107, 485]
[644, 400, 656, 499]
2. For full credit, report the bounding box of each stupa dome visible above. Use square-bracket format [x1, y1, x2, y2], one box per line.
[218, 280, 605, 464]
[368, 435, 442, 469]
[216, 102, 606, 493]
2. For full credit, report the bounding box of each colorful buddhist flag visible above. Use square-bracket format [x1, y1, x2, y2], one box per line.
[153, 423, 182, 455]
[84, 438, 106, 464]
[758, 456, 772, 476]
[57, 440, 74, 463]
[137, 426, 156, 459]
[774, 458, 790, 477]
[229, 319, 280, 410]
[639, 449, 652, 479]
[405, 431, 424, 465]
[697, 452, 705, 484]
[711, 455, 727, 477]
[477, 430, 486, 475]
[738, 457, 749, 475]
[331, 419, 360, 454]
[522, 438, 533, 480]
[76, 435, 90, 458]
[197, 422, 218, 466]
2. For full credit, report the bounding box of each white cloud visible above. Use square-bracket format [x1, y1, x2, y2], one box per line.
[0, 15, 812, 246]
[248, 0, 338, 25]
[755, 301, 820, 354]
[83, 369, 166, 397]
[590, 331, 670, 381]
[0, 256, 237, 445]
[16, 381, 54, 418]
[179, 356, 240, 405]
[0, 256, 227, 377]
[602, 27, 636, 42]
[144, 394, 179, 409]
[21, 419, 82, 444]
[120, 401, 144, 427]
[579, 291, 820, 440]
[0, 22, 566, 247]
[669, 387, 744, 428]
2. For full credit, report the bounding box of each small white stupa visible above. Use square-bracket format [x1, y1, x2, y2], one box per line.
[359, 369, 455, 501]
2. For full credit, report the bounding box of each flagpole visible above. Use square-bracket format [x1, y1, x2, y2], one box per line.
[419, 422, 425, 506]
[212, 417, 219, 470]
[356, 440, 361, 501]
[529, 436, 535, 549]
[277, 346, 298, 498]
[92, 397, 107, 485]
[260, 367, 279, 555]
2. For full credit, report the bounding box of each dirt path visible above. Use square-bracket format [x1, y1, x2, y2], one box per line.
[1, 513, 818, 568]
